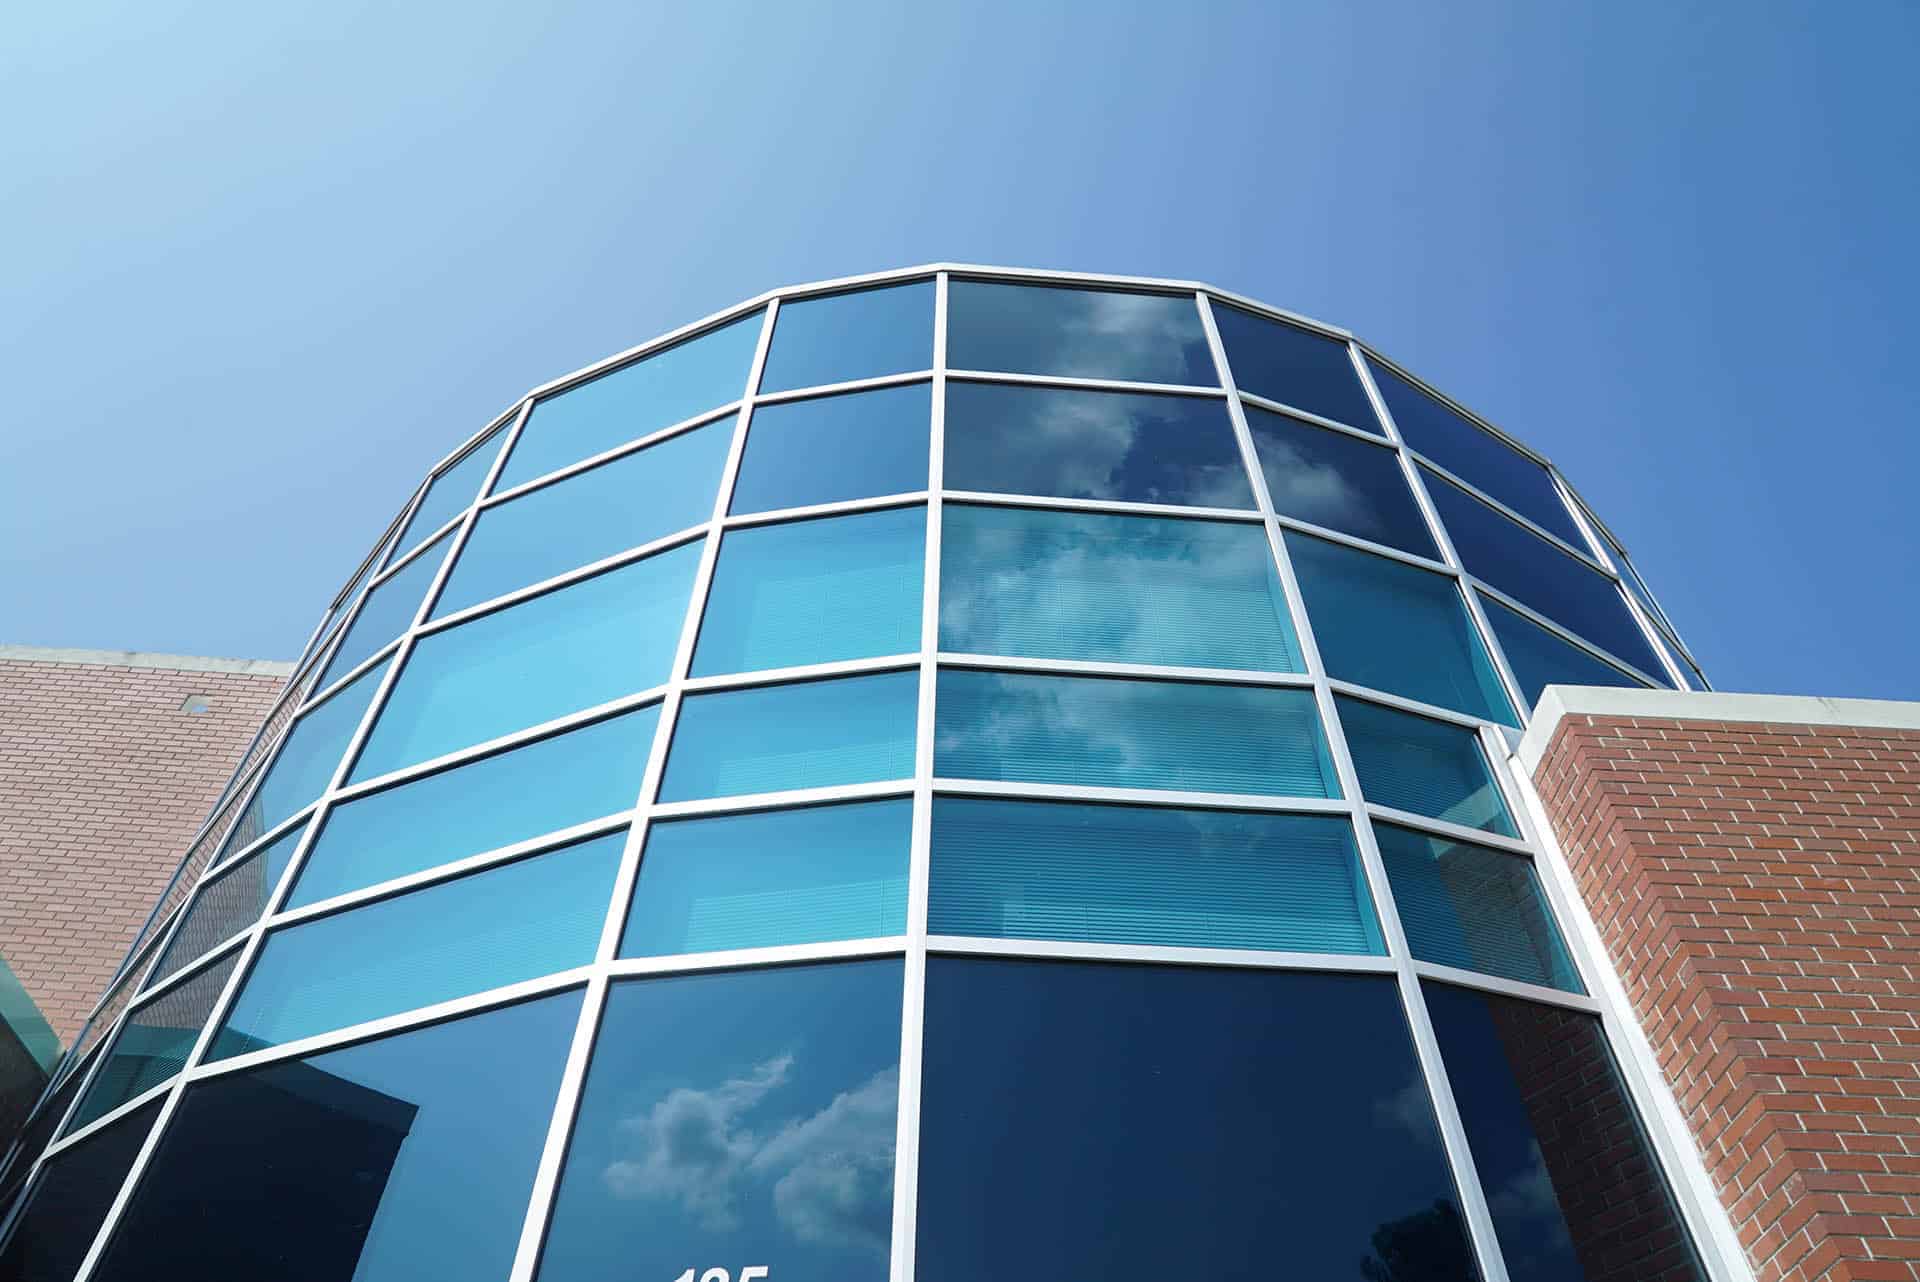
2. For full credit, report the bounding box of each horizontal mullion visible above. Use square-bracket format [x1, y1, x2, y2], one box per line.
[1236, 390, 1386, 443]
[38, 1077, 176, 1162]
[934, 651, 1314, 688]
[926, 935, 1394, 972]
[680, 653, 919, 694]
[1411, 960, 1599, 1012]
[368, 512, 461, 588]
[649, 779, 916, 820]
[944, 368, 1222, 398]
[419, 526, 709, 636]
[929, 778, 1349, 813]
[1323, 679, 1501, 730]
[481, 403, 742, 508]
[1268, 512, 1456, 575]
[1468, 579, 1671, 689]
[1362, 804, 1534, 854]
[604, 937, 909, 979]
[129, 936, 247, 1008]
[722, 491, 928, 529]
[939, 490, 1261, 523]
[298, 636, 402, 714]
[1410, 451, 1611, 571]
[200, 805, 316, 883]
[752, 370, 931, 405]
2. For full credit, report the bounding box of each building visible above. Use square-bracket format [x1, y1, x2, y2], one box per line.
[0, 265, 1913, 1282]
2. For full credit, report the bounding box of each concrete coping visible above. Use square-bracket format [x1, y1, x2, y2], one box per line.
[0, 644, 295, 679]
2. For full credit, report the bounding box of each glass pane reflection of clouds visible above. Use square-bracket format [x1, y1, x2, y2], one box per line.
[946, 280, 1217, 386]
[1245, 404, 1439, 559]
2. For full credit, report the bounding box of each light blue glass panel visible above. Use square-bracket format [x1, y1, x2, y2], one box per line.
[1480, 594, 1650, 714]
[391, 428, 503, 562]
[758, 279, 934, 393]
[150, 822, 309, 986]
[730, 382, 931, 513]
[211, 833, 622, 1059]
[1283, 530, 1516, 726]
[947, 280, 1217, 385]
[940, 505, 1300, 672]
[930, 799, 1381, 953]
[1335, 695, 1517, 837]
[294, 705, 659, 908]
[1376, 823, 1581, 992]
[352, 542, 700, 781]
[693, 506, 924, 676]
[316, 529, 452, 690]
[232, 658, 390, 843]
[436, 418, 730, 617]
[69, 952, 240, 1131]
[497, 310, 762, 491]
[620, 798, 911, 955]
[936, 669, 1339, 797]
[660, 671, 918, 801]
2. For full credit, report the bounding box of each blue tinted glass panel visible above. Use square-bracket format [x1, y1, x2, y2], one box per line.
[537, 961, 902, 1282]
[212, 834, 620, 1058]
[234, 658, 390, 840]
[758, 280, 934, 393]
[940, 505, 1300, 672]
[0, 1101, 160, 1282]
[91, 992, 582, 1282]
[391, 428, 502, 561]
[438, 419, 730, 617]
[936, 669, 1338, 797]
[947, 280, 1216, 385]
[499, 311, 762, 491]
[731, 382, 930, 513]
[943, 381, 1253, 508]
[693, 507, 924, 676]
[151, 821, 308, 985]
[1479, 595, 1651, 713]
[1599, 524, 1692, 657]
[1284, 531, 1516, 726]
[1336, 696, 1516, 837]
[296, 706, 658, 908]
[1246, 405, 1438, 558]
[919, 961, 1478, 1282]
[660, 671, 918, 801]
[69, 952, 240, 1131]
[1378, 823, 1579, 991]
[353, 542, 699, 780]
[621, 799, 911, 956]
[1212, 302, 1380, 433]
[931, 799, 1380, 953]
[317, 529, 452, 690]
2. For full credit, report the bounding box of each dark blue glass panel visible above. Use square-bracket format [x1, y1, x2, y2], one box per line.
[391, 427, 503, 562]
[1246, 404, 1439, 558]
[1212, 302, 1380, 433]
[70, 952, 240, 1131]
[942, 381, 1252, 508]
[212, 834, 620, 1058]
[660, 671, 918, 801]
[1284, 531, 1516, 726]
[947, 280, 1216, 386]
[731, 382, 931, 513]
[758, 280, 934, 393]
[930, 798, 1381, 952]
[537, 961, 902, 1282]
[317, 529, 452, 690]
[352, 541, 700, 781]
[0, 1065, 86, 1231]
[233, 658, 391, 842]
[295, 705, 659, 908]
[1597, 523, 1693, 667]
[936, 669, 1338, 797]
[1479, 594, 1650, 714]
[0, 1100, 160, 1282]
[621, 799, 911, 956]
[499, 311, 762, 491]
[151, 820, 308, 986]
[919, 960, 1478, 1282]
[438, 418, 730, 618]
[90, 992, 582, 1282]
[1424, 982, 1707, 1282]
[940, 505, 1300, 671]
[1335, 695, 1516, 837]
[693, 507, 924, 676]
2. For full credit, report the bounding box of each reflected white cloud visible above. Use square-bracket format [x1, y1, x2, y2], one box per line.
[603, 1052, 792, 1229]
[1372, 1074, 1442, 1147]
[755, 1066, 899, 1255]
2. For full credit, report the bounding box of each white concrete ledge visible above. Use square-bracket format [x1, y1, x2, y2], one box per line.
[0, 644, 294, 678]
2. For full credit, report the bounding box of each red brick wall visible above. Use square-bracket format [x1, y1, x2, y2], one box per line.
[1530, 713, 1920, 1282]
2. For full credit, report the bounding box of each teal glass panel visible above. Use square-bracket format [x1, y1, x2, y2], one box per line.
[930, 798, 1381, 953]
[316, 529, 452, 690]
[1283, 531, 1516, 726]
[1480, 594, 1650, 713]
[1245, 404, 1438, 558]
[757, 279, 934, 393]
[621, 798, 911, 956]
[940, 505, 1300, 672]
[935, 669, 1339, 797]
[498, 310, 762, 491]
[1212, 302, 1381, 433]
[211, 834, 621, 1059]
[693, 506, 923, 677]
[352, 542, 700, 780]
[294, 705, 659, 908]
[233, 658, 390, 842]
[1336, 695, 1517, 837]
[0, 955, 58, 1071]
[69, 952, 240, 1131]
[660, 671, 918, 801]
[391, 427, 503, 562]
[150, 821, 309, 987]
[947, 280, 1217, 385]
[437, 418, 730, 617]
[730, 381, 931, 513]
[1377, 823, 1581, 992]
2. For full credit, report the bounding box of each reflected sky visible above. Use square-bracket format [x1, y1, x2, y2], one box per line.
[1479, 594, 1650, 713]
[1211, 301, 1382, 434]
[239, 656, 390, 839]
[392, 428, 503, 563]
[946, 280, 1216, 385]
[1334, 694, 1516, 837]
[758, 280, 934, 394]
[1246, 404, 1439, 559]
[731, 381, 930, 513]
[319, 527, 451, 688]
[660, 671, 918, 800]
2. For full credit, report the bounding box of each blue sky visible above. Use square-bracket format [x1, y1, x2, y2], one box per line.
[3, 1, 1915, 699]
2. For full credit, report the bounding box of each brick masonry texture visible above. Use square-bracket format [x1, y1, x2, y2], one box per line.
[0, 658, 285, 1044]
[1531, 713, 1920, 1282]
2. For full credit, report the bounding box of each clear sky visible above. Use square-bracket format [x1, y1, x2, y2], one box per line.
[4, 2, 1915, 699]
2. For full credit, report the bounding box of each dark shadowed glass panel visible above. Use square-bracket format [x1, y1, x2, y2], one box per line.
[0, 1059, 87, 1224]
[294, 705, 658, 907]
[919, 960, 1478, 1282]
[537, 961, 902, 1282]
[90, 991, 581, 1282]
[352, 541, 699, 780]
[622, 799, 910, 956]
[942, 381, 1252, 508]
[438, 418, 730, 617]
[1284, 531, 1515, 726]
[1336, 695, 1516, 836]
[758, 280, 934, 393]
[1597, 523, 1693, 666]
[947, 280, 1216, 386]
[391, 428, 503, 562]
[1377, 824, 1580, 991]
[499, 311, 762, 491]
[936, 669, 1338, 797]
[661, 671, 918, 801]
[1480, 595, 1651, 714]
[234, 658, 391, 841]
[69, 951, 240, 1131]
[930, 798, 1381, 953]
[693, 507, 924, 676]
[151, 820, 308, 986]
[1424, 982, 1707, 1282]
[1246, 404, 1438, 558]
[731, 382, 931, 513]
[940, 505, 1300, 671]
[1212, 302, 1380, 433]
[0, 1100, 159, 1282]
[318, 529, 452, 690]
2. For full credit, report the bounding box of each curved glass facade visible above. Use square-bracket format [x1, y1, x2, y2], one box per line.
[0, 267, 1724, 1282]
